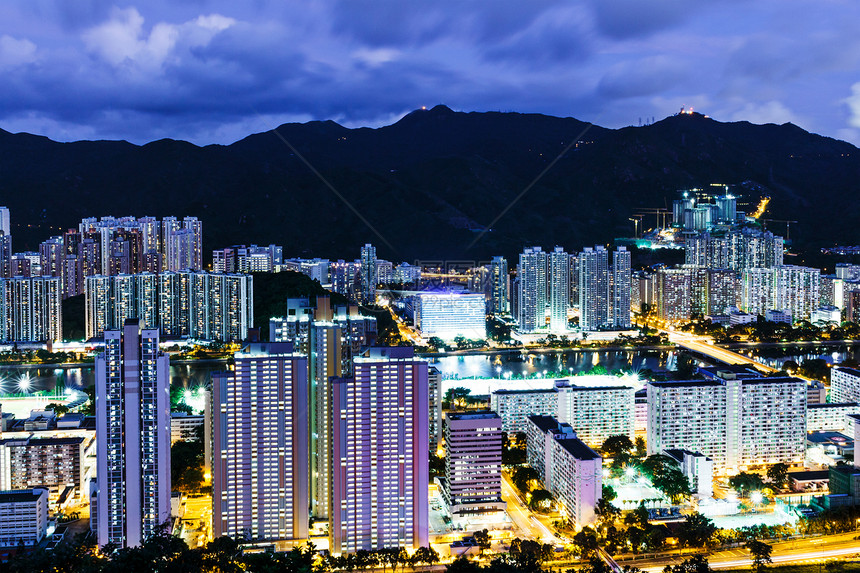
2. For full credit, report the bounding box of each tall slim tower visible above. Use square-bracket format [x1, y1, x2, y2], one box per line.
[612, 247, 632, 329]
[490, 256, 509, 315]
[578, 246, 610, 331]
[330, 347, 429, 554]
[549, 247, 570, 332]
[95, 320, 170, 548]
[517, 247, 547, 333]
[212, 342, 309, 543]
[360, 244, 377, 305]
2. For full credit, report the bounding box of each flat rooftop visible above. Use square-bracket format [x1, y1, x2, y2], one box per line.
[555, 437, 601, 461]
[527, 415, 562, 433]
[447, 411, 500, 421]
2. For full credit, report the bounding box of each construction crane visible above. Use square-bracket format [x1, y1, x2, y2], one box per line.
[761, 219, 799, 241]
[633, 207, 672, 230]
[628, 215, 643, 238]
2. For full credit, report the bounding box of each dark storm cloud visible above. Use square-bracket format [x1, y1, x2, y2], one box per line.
[1, 0, 859, 145]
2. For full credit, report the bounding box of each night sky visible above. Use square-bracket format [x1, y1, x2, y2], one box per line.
[2, 0, 860, 145]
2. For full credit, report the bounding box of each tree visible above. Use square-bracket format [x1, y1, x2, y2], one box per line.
[413, 546, 439, 568]
[474, 529, 491, 556]
[602, 485, 618, 503]
[45, 403, 70, 415]
[507, 538, 553, 573]
[677, 513, 717, 548]
[663, 554, 713, 573]
[594, 497, 621, 528]
[571, 527, 599, 558]
[171, 439, 204, 493]
[511, 466, 540, 493]
[766, 463, 789, 489]
[634, 436, 647, 458]
[745, 540, 773, 573]
[444, 387, 472, 410]
[729, 472, 765, 498]
[602, 434, 634, 470]
[528, 488, 554, 512]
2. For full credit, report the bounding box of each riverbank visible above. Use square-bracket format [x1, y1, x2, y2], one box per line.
[418, 344, 674, 358]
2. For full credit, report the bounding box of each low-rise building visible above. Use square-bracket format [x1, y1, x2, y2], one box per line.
[0, 437, 85, 502]
[170, 413, 205, 444]
[663, 449, 713, 498]
[556, 385, 635, 447]
[0, 488, 49, 547]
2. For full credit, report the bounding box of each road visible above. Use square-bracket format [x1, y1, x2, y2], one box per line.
[177, 494, 213, 548]
[612, 531, 860, 572]
[666, 330, 778, 373]
[500, 473, 560, 545]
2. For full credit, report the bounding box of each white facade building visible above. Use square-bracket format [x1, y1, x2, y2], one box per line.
[556, 385, 635, 447]
[517, 247, 547, 333]
[807, 403, 860, 434]
[414, 292, 486, 341]
[647, 376, 807, 473]
[489, 389, 558, 434]
[549, 247, 570, 332]
[0, 488, 48, 547]
[525, 416, 601, 526]
[831, 367, 860, 403]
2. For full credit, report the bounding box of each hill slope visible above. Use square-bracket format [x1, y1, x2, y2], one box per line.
[1, 106, 858, 263]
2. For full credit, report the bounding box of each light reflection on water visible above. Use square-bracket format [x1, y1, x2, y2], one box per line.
[4, 343, 857, 396]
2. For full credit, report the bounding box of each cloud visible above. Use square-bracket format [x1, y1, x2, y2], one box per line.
[0, 35, 37, 68]
[0, 0, 858, 145]
[81, 7, 235, 72]
[597, 56, 687, 99]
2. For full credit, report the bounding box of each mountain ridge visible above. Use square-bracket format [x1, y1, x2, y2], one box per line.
[1, 108, 858, 263]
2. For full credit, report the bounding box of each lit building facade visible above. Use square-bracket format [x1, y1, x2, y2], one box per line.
[414, 292, 486, 341]
[330, 347, 429, 554]
[0, 276, 62, 343]
[212, 342, 309, 543]
[526, 416, 601, 526]
[647, 376, 806, 473]
[442, 412, 505, 514]
[556, 385, 635, 447]
[95, 320, 171, 548]
[517, 247, 547, 333]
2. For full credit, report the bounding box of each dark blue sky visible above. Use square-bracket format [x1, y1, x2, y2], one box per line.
[2, 0, 860, 145]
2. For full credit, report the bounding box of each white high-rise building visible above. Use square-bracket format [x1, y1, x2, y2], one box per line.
[212, 342, 309, 543]
[612, 247, 632, 328]
[556, 385, 635, 447]
[517, 247, 547, 333]
[0, 276, 62, 343]
[549, 247, 570, 332]
[526, 416, 601, 526]
[166, 228, 195, 272]
[578, 246, 610, 331]
[182, 217, 203, 271]
[832, 367, 860, 403]
[95, 320, 171, 548]
[741, 266, 820, 322]
[647, 376, 806, 473]
[330, 347, 429, 554]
